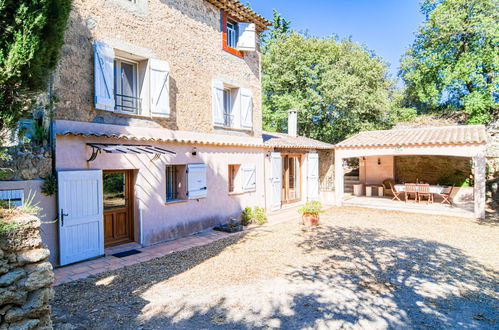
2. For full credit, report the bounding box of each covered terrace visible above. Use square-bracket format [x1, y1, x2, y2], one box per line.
[334, 125, 488, 219]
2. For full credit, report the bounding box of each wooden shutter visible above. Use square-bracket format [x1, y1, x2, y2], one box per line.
[187, 163, 207, 199]
[270, 153, 282, 211]
[240, 88, 253, 129]
[94, 41, 115, 111]
[242, 164, 256, 191]
[237, 23, 257, 51]
[212, 80, 224, 126]
[307, 153, 319, 201]
[150, 59, 170, 117]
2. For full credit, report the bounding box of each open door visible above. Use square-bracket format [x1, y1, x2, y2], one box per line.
[270, 152, 282, 211]
[58, 170, 104, 266]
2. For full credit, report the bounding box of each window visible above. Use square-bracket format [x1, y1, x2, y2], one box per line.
[166, 165, 186, 201]
[212, 80, 253, 130]
[228, 165, 240, 193]
[226, 19, 239, 49]
[114, 58, 139, 114]
[223, 88, 233, 127]
[0, 189, 24, 207]
[94, 41, 170, 117]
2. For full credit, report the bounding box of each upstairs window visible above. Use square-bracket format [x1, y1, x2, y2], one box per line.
[222, 12, 257, 57]
[223, 88, 233, 127]
[114, 58, 139, 114]
[94, 41, 170, 118]
[212, 79, 253, 130]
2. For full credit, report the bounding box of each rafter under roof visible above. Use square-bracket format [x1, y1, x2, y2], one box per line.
[205, 0, 272, 31]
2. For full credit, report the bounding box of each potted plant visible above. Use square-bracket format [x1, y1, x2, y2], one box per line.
[298, 201, 324, 226]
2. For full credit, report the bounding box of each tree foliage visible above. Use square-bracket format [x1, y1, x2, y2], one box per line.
[400, 0, 499, 124]
[262, 15, 397, 143]
[0, 0, 72, 137]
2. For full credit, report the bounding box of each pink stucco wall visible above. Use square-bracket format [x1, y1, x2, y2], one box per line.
[360, 155, 394, 185]
[0, 180, 58, 264]
[56, 135, 266, 249]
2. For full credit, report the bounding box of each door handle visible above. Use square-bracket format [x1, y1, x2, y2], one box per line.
[61, 209, 69, 226]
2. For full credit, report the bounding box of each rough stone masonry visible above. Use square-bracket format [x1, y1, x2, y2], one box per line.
[0, 216, 54, 329]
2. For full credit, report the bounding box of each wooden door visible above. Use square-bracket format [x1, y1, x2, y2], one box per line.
[58, 170, 104, 266]
[282, 155, 302, 204]
[103, 170, 134, 247]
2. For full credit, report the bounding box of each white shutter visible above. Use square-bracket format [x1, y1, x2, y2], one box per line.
[307, 153, 319, 201]
[242, 164, 256, 192]
[187, 163, 207, 199]
[237, 23, 257, 51]
[150, 59, 170, 117]
[270, 153, 282, 211]
[0, 189, 24, 207]
[240, 88, 253, 129]
[94, 41, 115, 111]
[212, 80, 224, 126]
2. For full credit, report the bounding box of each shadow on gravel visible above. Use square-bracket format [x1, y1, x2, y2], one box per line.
[291, 225, 499, 328]
[52, 225, 498, 329]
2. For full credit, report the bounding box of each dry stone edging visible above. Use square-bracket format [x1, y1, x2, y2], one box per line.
[0, 215, 54, 330]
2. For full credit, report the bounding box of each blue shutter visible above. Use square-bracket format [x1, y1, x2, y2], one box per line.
[242, 164, 256, 191]
[94, 41, 115, 111]
[187, 163, 207, 199]
[240, 88, 253, 129]
[150, 59, 170, 117]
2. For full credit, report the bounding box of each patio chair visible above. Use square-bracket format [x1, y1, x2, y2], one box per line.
[404, 183, 418, 202]
[417, 184, 433, 203]
[389, 181, 403, 202]
[382, 178, 396, 196]
[438, 186, 454, 205]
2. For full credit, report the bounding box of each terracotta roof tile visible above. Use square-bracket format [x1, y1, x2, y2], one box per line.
[335, 125, 487, 148]
[263, 131, 334, 149]
[204, 0, 271, 31]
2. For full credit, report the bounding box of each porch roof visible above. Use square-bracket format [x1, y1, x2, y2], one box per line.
[262, 131, 335, 150]
[55, 120, 264, 148]
[335, 125, 487, 149]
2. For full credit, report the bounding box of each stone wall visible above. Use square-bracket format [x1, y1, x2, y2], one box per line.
[0, 216, 54, 329]
[318, 150, 334, 191]
[54, 0, 263, 136]
[394, 155, 472, 185]
[0, 147, 52, 181]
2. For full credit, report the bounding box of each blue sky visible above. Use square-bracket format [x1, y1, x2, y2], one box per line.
[249, 0, 425, 83]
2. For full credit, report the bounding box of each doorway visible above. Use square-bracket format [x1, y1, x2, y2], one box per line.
[103, 170, 134, 247]
[282, 154, 302, 204]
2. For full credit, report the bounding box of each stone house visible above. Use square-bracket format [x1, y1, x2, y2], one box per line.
[0, 0, 334, 266]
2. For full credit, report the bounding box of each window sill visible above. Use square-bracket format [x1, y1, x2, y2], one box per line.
[229, 190, 255, 196]
[214, 125, 252, 132]
[165, 199, 189, 205]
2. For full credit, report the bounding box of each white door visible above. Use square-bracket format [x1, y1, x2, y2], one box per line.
[307, 153, 319, 201]
[270, 152, 282, 211]
[58, 170, 104, 266]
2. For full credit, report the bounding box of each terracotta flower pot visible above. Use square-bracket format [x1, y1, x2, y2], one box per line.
[302, 212, 319, 226]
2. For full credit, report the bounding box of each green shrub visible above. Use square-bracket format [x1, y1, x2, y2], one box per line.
[241, 206, 267, 226]
[298, 201, 325, 215]
[41, 174, 57, 196]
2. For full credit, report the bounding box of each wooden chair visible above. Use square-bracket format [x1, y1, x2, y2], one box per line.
[389, 181, 403, 201]
[405, 183, 418, 202]
[383, 178, 396, 197]
[438, 186, 453, 205]
[418, 184, 433, 203]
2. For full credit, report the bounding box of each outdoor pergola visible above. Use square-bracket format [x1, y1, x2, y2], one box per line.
[334, 125, 488, 219]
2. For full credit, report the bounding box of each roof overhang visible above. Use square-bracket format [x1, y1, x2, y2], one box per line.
[204, 0, 271, 31]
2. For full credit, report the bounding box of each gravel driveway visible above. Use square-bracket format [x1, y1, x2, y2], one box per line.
[53, 207, 498, 329]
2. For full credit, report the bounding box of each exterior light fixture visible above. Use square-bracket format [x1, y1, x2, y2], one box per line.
[377, 158, 381, 166]
[191, 147, 197, 156]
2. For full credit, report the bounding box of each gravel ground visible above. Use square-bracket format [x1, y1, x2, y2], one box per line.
[53, 207, 499, 329]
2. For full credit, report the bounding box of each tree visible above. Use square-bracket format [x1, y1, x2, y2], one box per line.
[0, 0, 72, 141]
[263, 31, 397, 143]
[261, 10, 291, 53]
[400, 0, 499, 124]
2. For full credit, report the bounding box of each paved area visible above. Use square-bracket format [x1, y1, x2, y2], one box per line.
[52, 207, 498, 329]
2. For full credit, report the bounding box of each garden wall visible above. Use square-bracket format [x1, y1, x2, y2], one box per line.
[0, 147, 52, 181]
[394, 155, 471, 185]
[0, 215, 54, 329]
